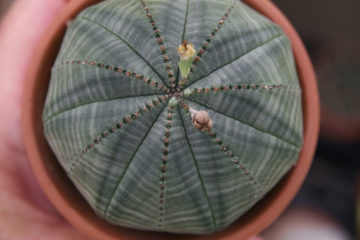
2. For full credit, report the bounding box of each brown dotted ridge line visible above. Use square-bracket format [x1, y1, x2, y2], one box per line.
[181, 84, 292, 96]
[177, 99, 262, 192]
[205, 129, 261, 190]
[141, 1, 176, 89]
[59, 60, 169, 93]
[179, 1, 237, 89]
[158, 105, 174, 229]
[67, 96, 169, 173]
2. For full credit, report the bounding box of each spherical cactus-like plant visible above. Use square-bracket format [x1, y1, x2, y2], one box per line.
[42, 0, 303, 234]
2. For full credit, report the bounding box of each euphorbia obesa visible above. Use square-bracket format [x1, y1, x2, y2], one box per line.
[43, 0, 303, 234]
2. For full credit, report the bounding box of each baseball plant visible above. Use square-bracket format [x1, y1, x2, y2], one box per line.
[43, 0, 303, 234]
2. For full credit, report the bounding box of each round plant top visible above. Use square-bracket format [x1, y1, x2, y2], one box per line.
[43, 0, 303, 234]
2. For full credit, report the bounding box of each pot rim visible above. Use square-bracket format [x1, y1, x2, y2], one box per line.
[22, 0, 320, 239]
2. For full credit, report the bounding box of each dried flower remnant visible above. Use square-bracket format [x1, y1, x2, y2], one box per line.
[189, 108, 213, 131]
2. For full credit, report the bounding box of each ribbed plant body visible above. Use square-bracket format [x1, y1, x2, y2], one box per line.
[43, 0, 303, 234]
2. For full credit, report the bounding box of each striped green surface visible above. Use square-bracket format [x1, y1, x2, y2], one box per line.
[43, 0, 303, 234]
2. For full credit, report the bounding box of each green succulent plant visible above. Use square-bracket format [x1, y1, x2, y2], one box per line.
[42, 0, 303, 234]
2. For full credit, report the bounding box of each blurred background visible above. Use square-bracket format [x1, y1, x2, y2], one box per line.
[264, 0, 360, 239]
[0, 0, 359, 239]
[0, 0, 12, 18]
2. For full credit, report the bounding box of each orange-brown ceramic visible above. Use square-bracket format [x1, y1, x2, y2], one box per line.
[22, 0, 320, 239]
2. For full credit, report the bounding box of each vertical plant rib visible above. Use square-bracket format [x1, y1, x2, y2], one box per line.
[103, 103, 168, 217]
[175, 0, 190, 87]
[157, 105, 175, 230]
[179, 0, 237, 89]
[78, 16, 168, 88]
[180, 0, 190, 49]
[178, 105, 217, 231]
[140, 0, 176, 89]
[67, 97, 169, 174]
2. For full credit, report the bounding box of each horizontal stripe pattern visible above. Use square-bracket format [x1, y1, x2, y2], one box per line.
[184, 0, 285, 88]
[184, 0, 233, 53]
[43, 63, 163, 120]
[78, 0, 172, 85]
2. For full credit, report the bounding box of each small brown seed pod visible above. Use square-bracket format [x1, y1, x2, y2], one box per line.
[191, 110, 213, 131]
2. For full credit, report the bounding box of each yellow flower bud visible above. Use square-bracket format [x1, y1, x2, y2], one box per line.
[177, 41, 196, 60]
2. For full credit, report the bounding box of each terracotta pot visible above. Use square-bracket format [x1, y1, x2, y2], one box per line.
[22, 0, 320, 239]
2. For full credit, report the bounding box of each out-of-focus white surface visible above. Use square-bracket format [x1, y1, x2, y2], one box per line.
[262, 208, 351, 240]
